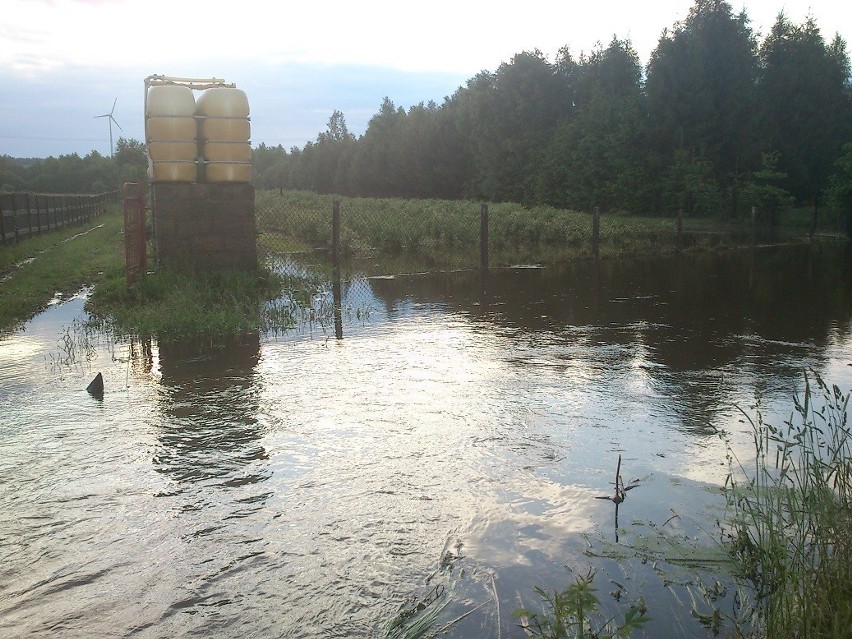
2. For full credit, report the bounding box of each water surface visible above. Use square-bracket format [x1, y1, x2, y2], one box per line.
[1, 245, 850, 638]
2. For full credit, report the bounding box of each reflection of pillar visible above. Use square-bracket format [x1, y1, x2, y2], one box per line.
[154, 333, 264, 484]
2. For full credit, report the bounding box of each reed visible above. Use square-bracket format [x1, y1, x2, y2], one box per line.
[721, 371, 852, 638]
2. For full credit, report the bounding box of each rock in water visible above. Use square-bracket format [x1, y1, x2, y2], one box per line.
[87, 372, 104, 398]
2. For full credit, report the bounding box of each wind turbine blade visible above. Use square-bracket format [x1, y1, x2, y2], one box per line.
[110, 115, 123, 131]
[110, 97, 117, 115]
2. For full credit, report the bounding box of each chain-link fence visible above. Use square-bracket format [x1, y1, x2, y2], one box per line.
[254, 189, 847, 335]
[0, 191, 117, 246]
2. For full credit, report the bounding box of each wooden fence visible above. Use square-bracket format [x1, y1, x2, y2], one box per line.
[0, 191, 118, 245]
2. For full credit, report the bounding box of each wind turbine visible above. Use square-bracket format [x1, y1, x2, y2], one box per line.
[95, 98, 123, 157]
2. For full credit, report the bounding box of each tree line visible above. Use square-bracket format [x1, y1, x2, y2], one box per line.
[0, 138, 147, 194]
[254, 0, 852, 217]
[3, 1, 850, 219]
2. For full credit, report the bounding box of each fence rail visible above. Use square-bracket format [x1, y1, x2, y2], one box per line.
[0, 191, 118, 246]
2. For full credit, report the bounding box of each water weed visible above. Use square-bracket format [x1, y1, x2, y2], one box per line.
[513, 569, 649, 639]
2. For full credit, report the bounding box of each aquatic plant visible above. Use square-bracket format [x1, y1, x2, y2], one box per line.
[720, 370, 852, 638]
[513, 568, 649, 639]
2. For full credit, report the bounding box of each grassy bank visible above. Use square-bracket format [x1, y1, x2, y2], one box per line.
[0, 206, 312, 339]
[0, 209, 125, 332]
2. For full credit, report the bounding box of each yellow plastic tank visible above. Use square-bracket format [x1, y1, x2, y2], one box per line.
[200, 117, 251, 142]
[146, 85, 195, 117]
[194, 88, 250, 118]
[202, 142, 251, 162]
[147, 141, 198, 162]
[146, 116, 197, 143]
[204, 162, 251, 183]
[150, 161, 197, 182]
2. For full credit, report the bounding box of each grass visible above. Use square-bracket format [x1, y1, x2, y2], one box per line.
[720, 371, 852, 638]
[255, 190, 682, 266]
[0, 208, 125, 332]
[0, 204, 319, 340]
[86, 266, 306, 340]
[254, 190, 844, 269]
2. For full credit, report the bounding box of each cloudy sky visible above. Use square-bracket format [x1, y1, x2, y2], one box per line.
[1, 0, 849, 158]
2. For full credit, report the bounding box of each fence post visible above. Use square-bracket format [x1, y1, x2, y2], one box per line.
[13, 193, 20, 243]
[676, 209, 684, 251]
[592, 207, 600, 260]
[0, 194, 7, 246]
[332, 199, 341, 269]
[480, 202, 489, 270]
[35, 194, 42, 235]
[331, 199, 343, 339]
[26, 193, 33, 238]
[751, 206, 757, 247]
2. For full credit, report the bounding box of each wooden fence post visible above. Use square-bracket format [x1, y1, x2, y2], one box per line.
[592, 207, 600, 260]
[35, 194, 42, 235]
[0, 194, 7, 246]
[751, 206, 757, 247]
[480, 202, 489, 270]
[332, 199, 340, 269]
[13, 193, 20, 243]
[25, 193, 33, 238]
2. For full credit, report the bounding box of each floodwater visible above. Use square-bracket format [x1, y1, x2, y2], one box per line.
[1, 245, 851, 638]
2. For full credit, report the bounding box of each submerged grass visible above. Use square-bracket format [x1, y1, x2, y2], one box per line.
[0, 208, 124, 332]
[720, 371, 852, 638]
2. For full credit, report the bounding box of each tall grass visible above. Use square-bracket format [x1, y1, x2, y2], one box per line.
[722, 371, 852, 638]
[255, 190, 688, 266]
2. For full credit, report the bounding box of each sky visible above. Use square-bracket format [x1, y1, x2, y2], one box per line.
[1, 0, 850, 159]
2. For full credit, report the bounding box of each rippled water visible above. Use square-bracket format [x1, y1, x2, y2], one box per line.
[1, 245, 850, 638]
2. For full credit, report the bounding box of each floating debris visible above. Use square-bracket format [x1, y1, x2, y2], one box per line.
[86, 372, 104, 399]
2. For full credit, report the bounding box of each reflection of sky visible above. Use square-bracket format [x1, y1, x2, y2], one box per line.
[1, 251, 850, 638]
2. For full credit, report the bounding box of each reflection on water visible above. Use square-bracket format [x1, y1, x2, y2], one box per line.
[0, 244, 850, 638]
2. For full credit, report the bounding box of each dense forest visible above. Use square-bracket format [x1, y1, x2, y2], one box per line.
[3, 1, 852, 217]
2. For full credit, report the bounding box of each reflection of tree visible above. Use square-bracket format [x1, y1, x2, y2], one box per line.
[363, 246, 851, 435]
[153, 333, 266, 485]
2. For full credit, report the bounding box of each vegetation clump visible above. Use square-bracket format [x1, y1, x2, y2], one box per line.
[720, 371, 852, 638]
[87, 265, 311, 341]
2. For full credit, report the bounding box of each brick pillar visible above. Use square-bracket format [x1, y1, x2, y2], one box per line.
[152, 183, 256, 270]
